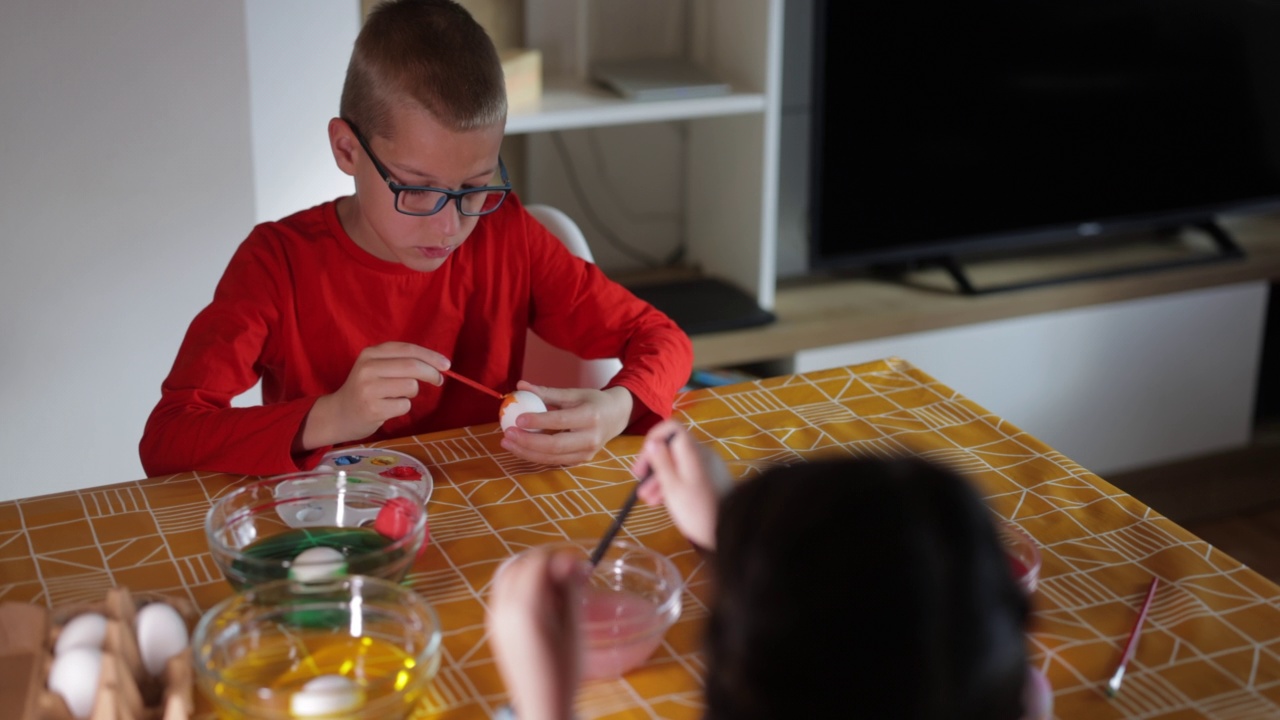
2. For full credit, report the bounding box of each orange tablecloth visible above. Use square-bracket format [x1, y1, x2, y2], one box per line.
[3, 358, 1279, 719]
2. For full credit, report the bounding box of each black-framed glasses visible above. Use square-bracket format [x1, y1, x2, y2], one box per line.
[345, 119, 511, 217]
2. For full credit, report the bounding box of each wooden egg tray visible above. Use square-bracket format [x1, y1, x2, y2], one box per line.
[0, 587, 195, 720]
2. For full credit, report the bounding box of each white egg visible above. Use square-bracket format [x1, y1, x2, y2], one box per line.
[289, 546, 348, 582]
[289, 674, 364, 717]
[135, 602, 189, 677]
[499, 390, 547, 432]
[48, 647, 103, 719]
[54, 612, 108, 656]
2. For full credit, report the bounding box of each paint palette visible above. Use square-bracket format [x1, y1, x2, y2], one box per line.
[317, 447, 433, 503]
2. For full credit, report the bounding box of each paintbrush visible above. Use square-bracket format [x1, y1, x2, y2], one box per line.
[442, 368, 504, 400]
[1106, 575, 1160, 697]
[588, 434, 675, 567]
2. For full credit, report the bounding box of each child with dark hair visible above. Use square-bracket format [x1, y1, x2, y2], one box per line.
[487, 421, 1031, 719]
[139, 0, 691, 478]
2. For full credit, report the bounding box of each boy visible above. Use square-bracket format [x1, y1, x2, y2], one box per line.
[139, 0, 692, 478]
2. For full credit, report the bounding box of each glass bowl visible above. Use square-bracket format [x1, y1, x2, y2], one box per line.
[205, 470, 428, 590]
[192, 575, 442, 720]
[500, 539, 684, 680]
[998, 520, 1042, 595]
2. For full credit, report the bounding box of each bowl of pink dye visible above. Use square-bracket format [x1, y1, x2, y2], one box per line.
[577, 539, 683, 679]
[508, 539, 683, 680]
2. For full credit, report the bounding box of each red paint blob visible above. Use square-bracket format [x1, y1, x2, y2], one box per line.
[374, 497, 428, 558]
[378, 465, 423, 481]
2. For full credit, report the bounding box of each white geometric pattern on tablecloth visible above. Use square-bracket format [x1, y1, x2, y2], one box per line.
[406, 567, 474, 606]
[420, 435, 493, 465]
[151, 502, 208, 535]
[792, 400, 858, 425]
[44, 572, 113, 607]
[717, 388, 791, 416]
[4, 358, 1278, 720]
[81, 486, 146, 516]
[174, 554, 222, 587]
[426, 507, 496, 541]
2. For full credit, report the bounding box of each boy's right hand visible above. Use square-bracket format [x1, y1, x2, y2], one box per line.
[298, 342, 449, 450]
[633, 420, 732, 551]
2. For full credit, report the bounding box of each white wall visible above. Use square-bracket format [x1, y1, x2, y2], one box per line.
[0, 2, 358, 501]
[236, 1, 360, 408]
[796, 282, 1269, 477]
[245, 1, 358, 225]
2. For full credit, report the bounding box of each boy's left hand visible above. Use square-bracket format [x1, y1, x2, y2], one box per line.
[500, 381, 633, 465]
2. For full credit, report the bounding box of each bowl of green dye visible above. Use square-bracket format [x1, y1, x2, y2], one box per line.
[205, 470, 428, 590]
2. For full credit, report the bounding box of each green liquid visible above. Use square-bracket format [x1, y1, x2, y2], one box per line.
[230, 526, 405, 589]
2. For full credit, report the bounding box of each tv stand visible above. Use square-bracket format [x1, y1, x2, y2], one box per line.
[927, 220, 1246, 295]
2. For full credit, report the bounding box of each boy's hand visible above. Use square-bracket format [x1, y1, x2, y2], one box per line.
[500, 381, 632, 466]
[299, 341, 449, 450]
[487, 546, 585, 720]
[632, 420, 732, 550]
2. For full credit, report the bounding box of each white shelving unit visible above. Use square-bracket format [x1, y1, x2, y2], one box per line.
[516, 0, 784, 309]
[506, 79, 766, 134]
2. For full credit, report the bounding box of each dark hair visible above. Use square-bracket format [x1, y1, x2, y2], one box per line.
[341, 0, 507, 137]
[703, 456, 1029, 720]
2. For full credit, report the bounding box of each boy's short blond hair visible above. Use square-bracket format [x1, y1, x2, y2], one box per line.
[341, 0, 507, 137]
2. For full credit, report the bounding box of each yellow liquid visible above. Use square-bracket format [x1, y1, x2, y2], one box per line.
[213, 634, 432, 718]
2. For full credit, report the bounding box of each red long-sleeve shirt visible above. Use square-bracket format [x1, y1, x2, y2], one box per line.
[139, 195, 692, 477]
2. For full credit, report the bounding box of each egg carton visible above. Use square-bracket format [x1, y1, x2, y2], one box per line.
[0, 587, 196, 720]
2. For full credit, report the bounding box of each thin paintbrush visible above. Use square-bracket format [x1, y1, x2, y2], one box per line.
[589, 472, 652, 568]
[588, 434, 674, 567]
[1106, 575, 1160, 697]
[442, 368, 504, 400]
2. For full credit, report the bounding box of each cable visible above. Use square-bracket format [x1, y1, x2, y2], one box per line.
[584, 128, 682, 224]
[549, 131, 682, 269]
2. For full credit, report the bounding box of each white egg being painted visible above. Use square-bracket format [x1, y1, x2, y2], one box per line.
[54, 612, 108, 656]
[135, 602, 190, 677]
[290, 674, 364, 717]
[48, 647, 104, 719]
[499, 390, 547, 432]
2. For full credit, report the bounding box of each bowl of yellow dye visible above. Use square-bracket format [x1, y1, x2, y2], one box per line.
[192, 575, 442, 719]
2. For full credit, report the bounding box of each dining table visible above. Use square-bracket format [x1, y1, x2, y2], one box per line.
[3, 357, 1279, 719]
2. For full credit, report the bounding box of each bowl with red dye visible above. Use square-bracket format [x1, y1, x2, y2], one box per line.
[502, 539, 684, 680]
[997, 520, 1041, 595]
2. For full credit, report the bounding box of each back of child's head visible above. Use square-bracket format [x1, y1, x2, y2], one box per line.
[341, 0, 506, 136]
[703, 456, 1029, 720]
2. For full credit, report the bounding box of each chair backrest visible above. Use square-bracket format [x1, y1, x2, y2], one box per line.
[522, 204, 624, 389]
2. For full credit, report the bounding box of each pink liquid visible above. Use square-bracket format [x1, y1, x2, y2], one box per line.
[580, 586, 665, 680]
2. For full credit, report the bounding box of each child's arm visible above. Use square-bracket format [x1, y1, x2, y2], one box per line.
[141, 225, 454, 478]
[502, 206, 693, 466]
[139, 235, 309, 477]
[297, 341, 450, 451]
[633, 420, 732, 551]
[487, 546, 585, 720]
[499, 381, 634, 466]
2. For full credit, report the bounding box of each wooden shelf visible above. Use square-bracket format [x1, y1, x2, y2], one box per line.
[690, 212, 1280, 368]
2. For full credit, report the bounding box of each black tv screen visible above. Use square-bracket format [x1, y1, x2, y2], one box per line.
[809, 0, 1280, 275]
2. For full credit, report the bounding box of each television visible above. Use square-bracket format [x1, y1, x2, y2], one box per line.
[808, 0, 1280, 293]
